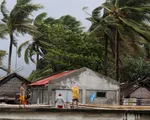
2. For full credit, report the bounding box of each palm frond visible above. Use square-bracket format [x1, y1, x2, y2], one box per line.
[126, 0, 150, 7]
[10, 4, 43, 23]
[39, 40, 52, 48]
[29, 44, 36, 63]
[102, 2, 113, 12]
[119, 17, 150, 41]
[0, 0, 9, 21]
[12, 37, 18, 47]
[17, 40, 30, 57]
[34, 12, 47, 26]
[0, 23, 8, 38]
[17, 0, 31, 5]
[44, 17, 55, 24]
[15, 24, 41, 36]
[115, 0, 119, 8]
[24, 44, 32, 64]
[92, 6, 103, 21]
[82, 7, 92, 17]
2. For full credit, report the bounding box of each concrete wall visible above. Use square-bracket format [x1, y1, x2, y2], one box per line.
[30, 86, 48, 104]
[86, 90, 117, 104]
[52, 69, 119, 90]
[30, 68, 119, 105]
[48, 68, 119, 105]
[0, 109, 149, 120]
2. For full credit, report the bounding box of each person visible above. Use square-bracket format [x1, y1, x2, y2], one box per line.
[55, 93, 65, 108]
[20, 83, 26, 108]
[72, 83, 79, 108]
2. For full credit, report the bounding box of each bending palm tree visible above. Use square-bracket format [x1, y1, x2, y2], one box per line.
[0, 0, 42, 74]
[17, 12, 50, 69]
[87, 0, 150, 81]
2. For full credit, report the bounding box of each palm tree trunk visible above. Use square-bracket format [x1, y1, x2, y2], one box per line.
[104, 33, 108, 76]
[115, 29, 120, 82]
[7, 33, 13, 74]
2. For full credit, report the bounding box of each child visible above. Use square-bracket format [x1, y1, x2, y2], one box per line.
[20, 83, 26, 108]
[55, 93, 64, 108]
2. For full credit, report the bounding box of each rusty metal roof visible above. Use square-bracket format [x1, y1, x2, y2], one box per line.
[30, 70, 75, 86]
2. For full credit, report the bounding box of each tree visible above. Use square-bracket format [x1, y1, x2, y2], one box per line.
[87, 0, 150, 81]
[0, 0, 42, 74]
[120, 57, 150, 83]
[18, 15, 85, 70]
[17, 12, 50, 69]
[28, 22, 104, 80]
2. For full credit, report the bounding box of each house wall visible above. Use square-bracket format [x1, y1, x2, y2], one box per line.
[55, 89, 82, 103]
[49, 68, 119, 105]
[30, 86, 48, 104]
[86, 90, 117, 104]
[0, 77, 22, 98]
[129, 87, 150, 106]
[123, 87, 150, 106]
[52, 69, 119, 90]
[31, 68, 119, 105]
[130, 87, 150, 99]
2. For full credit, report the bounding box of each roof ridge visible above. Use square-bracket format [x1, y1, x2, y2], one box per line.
[30, 70, 75, 86]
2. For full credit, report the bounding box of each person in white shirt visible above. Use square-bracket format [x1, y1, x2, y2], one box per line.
[55, 93, 64, 108]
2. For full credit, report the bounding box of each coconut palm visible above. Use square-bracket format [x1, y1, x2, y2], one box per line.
[86, 0, 150, 81]
[0, 0, 43, 74]
[17, 12, 51, 69]
[57, 15, 84, 33]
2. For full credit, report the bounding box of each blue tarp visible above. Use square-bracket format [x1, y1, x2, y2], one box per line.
[90, 92, 96, 102]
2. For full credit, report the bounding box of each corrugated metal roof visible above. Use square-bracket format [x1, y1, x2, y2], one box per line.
[30, 70, 75, 86]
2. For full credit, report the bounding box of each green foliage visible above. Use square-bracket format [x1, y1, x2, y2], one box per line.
[44, 34, 103, 71]
[0, 50, 6, 66]
[85, 0, 150, 81]
[88, 0, 150, 56]
[28, 18, 104, 80]
[120, 57, 150, 82]
[0, 0, 42, 73]
[28, 68, 53, 81]
[17, 12, 48, 64]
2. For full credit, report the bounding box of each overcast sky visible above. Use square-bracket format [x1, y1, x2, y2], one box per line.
[0, 0, 105, 78]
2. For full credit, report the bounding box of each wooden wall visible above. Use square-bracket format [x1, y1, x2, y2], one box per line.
[130, 87, 150, 99]
[0, 77, 22, 98]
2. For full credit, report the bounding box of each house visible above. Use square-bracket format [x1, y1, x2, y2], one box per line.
[30, 67, 120, 105]
[29, 70, 75, 104]
[0, 72, 30, 104]
[121, 78, 150, 106]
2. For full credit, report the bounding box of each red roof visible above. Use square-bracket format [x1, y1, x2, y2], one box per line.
[30, 70, 75, 86]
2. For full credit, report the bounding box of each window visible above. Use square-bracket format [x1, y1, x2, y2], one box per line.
[96, 92, 106, 97]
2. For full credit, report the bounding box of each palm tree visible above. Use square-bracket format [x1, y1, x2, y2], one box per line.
[17, 12, 50, 69]
[18, 14, 84, 70]
[87, 0, 150, 81]
[57, 15, 84, 33]
[0, 0, 43, 74]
